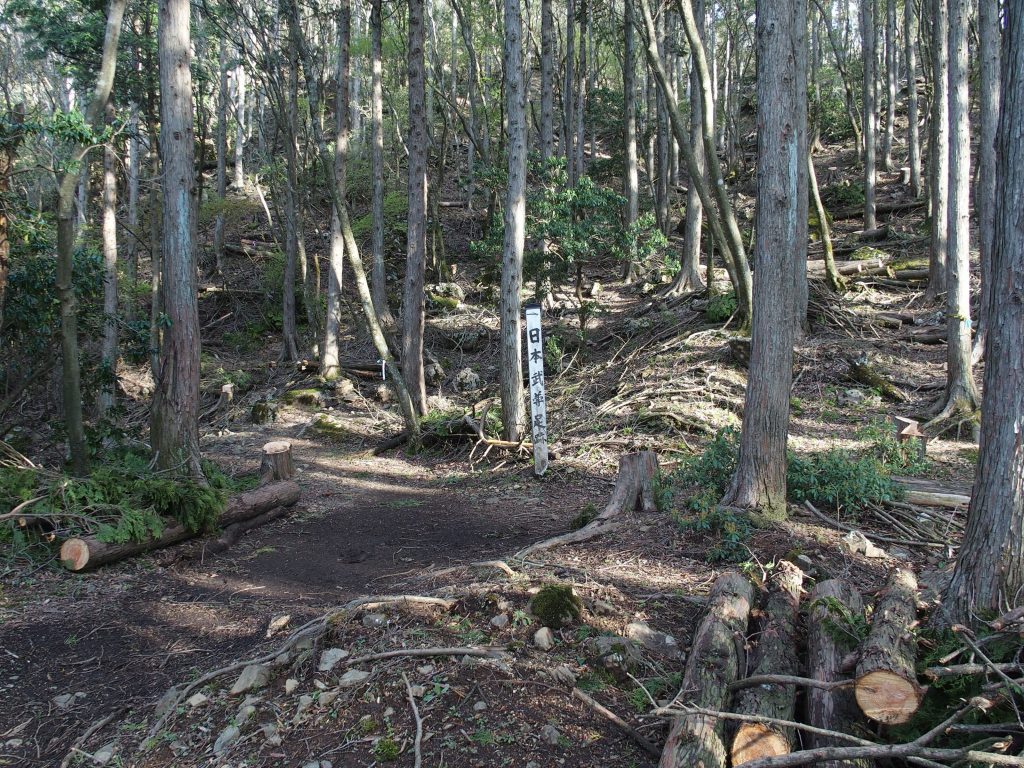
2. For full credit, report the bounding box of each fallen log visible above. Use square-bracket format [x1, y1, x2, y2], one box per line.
[514, 451, 658, 560]
[901, 489, 970, 509]
[659, 572, 754, 768]
[847, 354, 908, 402]
[806, 579, 871, 768]
[60, 481, 301, 572]
[855, 568, 923, 724]
[831, 199, 925, 221]
[731, 562, 805, 766]
[202, 505, 291, 556]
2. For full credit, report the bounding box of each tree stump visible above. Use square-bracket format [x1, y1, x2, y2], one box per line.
[730, 561, 805, 766]
[855, 568, 923, 724]
[807, 579, 870, 768]
[260, 440, 295, 484]
[659, 572, 754, 768]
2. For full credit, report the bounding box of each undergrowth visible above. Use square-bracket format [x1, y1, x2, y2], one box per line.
[656, 427, 906, 561]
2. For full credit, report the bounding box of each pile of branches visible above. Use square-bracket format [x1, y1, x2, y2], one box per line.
[655, 566, 1024, 767]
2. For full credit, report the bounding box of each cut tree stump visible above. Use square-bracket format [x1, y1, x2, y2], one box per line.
[806, 579, 870, 768]
[855, 568, 923, 724]
[60, 481, 301, 572]
[514, 451, 658, 560]
[659, 572, 754, 768]
[731, 562, 805, 766]
[260, 440, 295, 483]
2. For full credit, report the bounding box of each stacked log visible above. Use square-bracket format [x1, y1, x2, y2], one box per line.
[659, 571, 754, 768]
[730, 562, 805, 766]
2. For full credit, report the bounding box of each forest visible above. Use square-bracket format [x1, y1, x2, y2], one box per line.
[0, 0, 1023, 765]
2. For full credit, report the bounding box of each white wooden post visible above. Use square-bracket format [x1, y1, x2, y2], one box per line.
[525, 303, 549, 476]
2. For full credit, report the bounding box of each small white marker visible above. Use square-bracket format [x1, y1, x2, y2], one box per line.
[524, 303, 549, 476]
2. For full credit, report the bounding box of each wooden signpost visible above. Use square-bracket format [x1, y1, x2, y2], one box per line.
[525, 303, 549, 476]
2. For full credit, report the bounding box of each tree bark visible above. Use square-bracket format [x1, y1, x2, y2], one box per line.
[280, 20, 302, 362]
[323, 0, 352, 381]
[861, 0, 877, 230]
[404, 0, 429, 415]
[98, 99, 119, 419]
[809, 153, 844, 291]
[56, 0, 128, 474]
[943, 4, 1024, 622]
[927, 0, 949, 297]
[213, 40, 228, 275]
[259, 441, 295, 483]
[232, 57, 245, 189]
[659, 572, 754, 768]
[905, 0, 922, 197]
[369, 0, 395, 331]
[0, 105, 25, 333]
[499, 0, 527, 442]
[60, 481, 301, 572]
[151, 0, 203, 478]
[931, 0, 979, 427]
[881, 0, 896, 171]
[721, 0, 805, 517]
[973, 0, 1001, 363]
[540, 0, 554, 160]
[730, 562, 804, 766]
[622, 0, 640, 281]
[806, 579, 870, 768]
[855, 568, 923, 724]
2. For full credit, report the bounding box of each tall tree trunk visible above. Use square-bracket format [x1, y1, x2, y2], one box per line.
[942, 0, 1024, 622]
[124, 111, 140, 320]
[151, 0, 203, 478]
[232, 57, 246, 189]
[98, 100, 119, 418]
[622, 0, 641, 282]
[973, 0, 1001, 363]
[540, 0, 555, 160]
[0, 105, 25, 336]
[404, 0, 429, 414]
[809, 152, 843, 292]
[905, 0, 922, 197]
[927, 0, 950, 298]
[722, 0, 806, 518]
[574, 2, 587, 179]
[862, 0, 877, 230]
[499, 0, 527, 442]
[369, 0, 395, 330]
[564, 0, 576, 179]
[881, 0, 896, 170]
[323, 0, 352, 380]
[930, 0, 979, 429]
[669, 0, 705, 295]
[655, 10, 670, 234]
[213, 39, 228, 275]
[280, 29, 302, 361]
[55, 0, 127, 474]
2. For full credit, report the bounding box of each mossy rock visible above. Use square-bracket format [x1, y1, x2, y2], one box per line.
[569, 504, 597, 531]
[250, 401, 278, 424]
[311, 413, 351, 442]
[427, 293, 461, 312]
[282, 388, 326, 407]
[851, 245, 889, 261]
[529, 584, 583, 629]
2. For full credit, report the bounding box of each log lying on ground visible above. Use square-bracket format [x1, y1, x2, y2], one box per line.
[806, 579, 870, 768]
[60, 481, 301, 572]
[731, 562, 805, 766]
[855, 568, 923, 724]
[831, 199, 925, 220]
[847, 354, 908, 402]
[202, 505, 291, 556]
[659, 572, 754, 768]
[894, 477, 971, 509]
[514, 451, 658, 560]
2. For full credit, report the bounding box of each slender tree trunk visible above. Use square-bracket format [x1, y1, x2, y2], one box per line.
[369, 0, 394, 330]
[655, 11, 670, 233]
[323, 0, 352, 380]
[0, 105, 22, 334]
[98, 100, 119, 418]
[862, 0, 877, 230]
[809, 152, 843, 292]
[973, 0, 1001, 363]
[623, 0, 640, 275]
[905, 0, 922, 197]
[404, 0, 429, 414]
[540, 0, 555, 160]
[942, 1, 1024, 621]
[213, 39, 228, 275]
[151, 0, 203, 477]
[499, 0, 527, 442]
[55, 0, 127, 474]
[564, 0, 576, 179]
[930, 0, 979, 429]
[574, 3, 587, 178]
[124, 112, 140, 321]
[722, 0, 806, 518]
[881, 0, 896, 170]
[280, 27, 302, 361]
[670, 0, 705, 295]
[927, 0, 950, 298]
[232, 57, 246, 189]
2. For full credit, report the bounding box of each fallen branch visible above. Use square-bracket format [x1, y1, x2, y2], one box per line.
[201, 506, 291, 557]
[728, 674, 854, 693]
[513, 451, 658, 560]
[571, 687, 661, 758]
[344, 645, 505, 666]
[403, 673, 424, 768]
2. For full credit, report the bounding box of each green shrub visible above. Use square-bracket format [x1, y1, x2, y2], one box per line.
[787, 450, 902, 511]
[856, 420, 930, 474]
[705, 292, 738, 323]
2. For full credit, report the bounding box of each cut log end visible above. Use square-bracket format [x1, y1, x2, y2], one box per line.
[60, 538, 90, 572]
[855, 669, 923, 724]
[731, 724, 790, 766]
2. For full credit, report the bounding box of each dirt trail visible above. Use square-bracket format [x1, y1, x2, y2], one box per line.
[0, 418, 579, 766]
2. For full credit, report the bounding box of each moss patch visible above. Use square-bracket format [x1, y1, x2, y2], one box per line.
[282, 388, 326, 407]
[529, 584, 583, 628]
